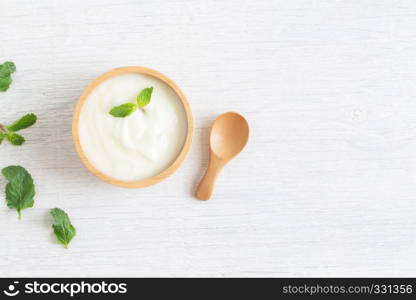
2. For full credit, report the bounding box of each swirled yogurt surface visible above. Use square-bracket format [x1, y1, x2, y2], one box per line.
[78, 73, 188, 182]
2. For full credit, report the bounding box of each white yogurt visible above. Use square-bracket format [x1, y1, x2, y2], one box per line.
[78, 73, 188, 182]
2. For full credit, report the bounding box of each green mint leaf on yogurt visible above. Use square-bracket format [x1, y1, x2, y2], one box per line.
[0, 61, 16, 92]
[7, 132, 25, 145]
[0, 113, 37, 146]
[50, 208, 76, 248]
[109, 102, 137, 117]
[2, 166, 35, 219]
[7, 113, 37, 132]
[109, 87, 154, 118]
[137, 87, 153, 108]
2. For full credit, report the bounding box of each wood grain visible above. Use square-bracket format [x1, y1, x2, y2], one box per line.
[1, 0, 416, 277]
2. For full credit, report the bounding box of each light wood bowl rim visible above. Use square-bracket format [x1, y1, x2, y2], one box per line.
[72, 66, 194, 188]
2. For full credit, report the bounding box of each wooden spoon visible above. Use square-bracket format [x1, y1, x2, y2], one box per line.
[196, 112, 249, 201]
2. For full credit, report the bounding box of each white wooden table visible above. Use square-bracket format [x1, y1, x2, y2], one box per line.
[1, 0, 416, 277]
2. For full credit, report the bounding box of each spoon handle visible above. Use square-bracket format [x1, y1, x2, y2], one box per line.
[196, 157, 225, 201]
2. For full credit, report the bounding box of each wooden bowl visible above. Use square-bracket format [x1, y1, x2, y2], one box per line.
[72, 66, 194, 188]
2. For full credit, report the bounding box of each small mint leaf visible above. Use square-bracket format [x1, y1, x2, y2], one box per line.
[109, 102, 137, 118]
[137, 87, 153, 108]
[7, 113, 37, 132]
[0, 61, 16, 92]
[0, 77, 12, 92]
[0, 62, 16, 75]
[2, 166, 35, 219]
[7, 133, 25, 146]
[50, 208, 76, 248]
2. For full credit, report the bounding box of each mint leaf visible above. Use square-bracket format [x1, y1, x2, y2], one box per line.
[2, 166, 35, 219]
[0, 77, 12, 92]
[109, 102, 137, 117]
[0, 61, 16, 92]
[7, 113, 37, 132]
[0, 132, 4, 144]
[7, 133, 25, 145]
[50, 208, 76, 248]
[0, 62, 16, 75]
[137, 87, 153, 108]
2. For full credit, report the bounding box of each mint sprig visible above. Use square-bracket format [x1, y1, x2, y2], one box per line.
[2, 166, 35, 219]
[50, 208, 76, 248]
[0, 113, 37, 146]
[0, 61, 16, 92]
[109, 87, 153, 118]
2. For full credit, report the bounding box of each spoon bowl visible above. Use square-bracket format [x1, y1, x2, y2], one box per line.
[196, 112, 249, 201]
[210, 112, 249, 159]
